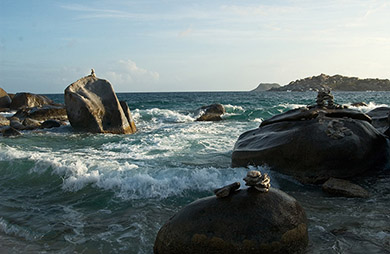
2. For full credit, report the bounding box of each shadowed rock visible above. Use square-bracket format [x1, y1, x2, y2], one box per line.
[232, 92, 389, 182]
[154, 188, 308, 254]
[14, 105, 67, 122]
[367, 107, 390, 134]
[64, 74, 136, 134]
[2, 127, 21, 137]
[0, 88, 12, 109]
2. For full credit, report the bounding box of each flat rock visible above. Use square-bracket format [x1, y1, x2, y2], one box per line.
[322, 178, 369, 198]
[154, 188, 308, 254]
[14, 105, 67, 121]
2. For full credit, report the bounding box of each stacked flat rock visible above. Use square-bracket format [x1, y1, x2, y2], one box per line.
[243, 170, 270, 192]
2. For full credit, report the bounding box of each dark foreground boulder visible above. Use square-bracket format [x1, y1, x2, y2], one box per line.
[322, 178, 369, 198]
[10, 92, 55, 110]
[154, 188, 308, 254]
[196, 103, 225, 121]
[64, 73, 136, 134]
[232, 91, 389, 182]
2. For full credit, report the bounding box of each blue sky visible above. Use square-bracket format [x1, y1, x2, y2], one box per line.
[1, 0, 390, 93]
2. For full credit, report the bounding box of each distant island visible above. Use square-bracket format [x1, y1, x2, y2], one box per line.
[251, 83, 280, 92]
[252, 74, 390, 92]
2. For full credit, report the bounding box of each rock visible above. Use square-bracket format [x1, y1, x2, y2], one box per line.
[13, 105, 67, 121]
[213, 182, 240, 198]
[2, 127, 21, 137]
[196, 104, 225, 121]
[40, 119, 63, 129]
[367, 107, 390, 134]
[322, 178, 369, 198]
[64, 75, 136, 134]
[10, 118, 26, 130]
[154, 188, 308, 254]
[0, 115, 10, 126]
[119, 101, 137, 133]
[232, 116, 388, 181]
[0, 88, 12, 108]
[10, 92, 55, 110]
[232, 92, 389, 181]
[22, 118, 41, 129]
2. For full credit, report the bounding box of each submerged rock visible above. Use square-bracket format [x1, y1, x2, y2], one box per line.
[232, 91, 389, 182]
[64, 73, 136, 134]
[154, 188, 308, 254]
[322, 178, 369, 198]
[196, 104, 225, 121]
[40, 119, 62, 129]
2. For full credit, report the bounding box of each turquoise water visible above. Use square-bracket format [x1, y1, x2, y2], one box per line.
[0, 91, 389, 253]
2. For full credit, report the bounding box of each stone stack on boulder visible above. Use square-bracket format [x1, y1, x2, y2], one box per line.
[154, 171, 308, 254]
[196, 103, 225, 121]
[64, 73, 136, 134]
[232, 90, 389, 183]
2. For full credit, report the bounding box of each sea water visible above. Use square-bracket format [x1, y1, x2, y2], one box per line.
[0, 91, 389, 253]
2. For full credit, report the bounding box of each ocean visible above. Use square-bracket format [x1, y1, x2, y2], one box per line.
[1, 91, 389, 253]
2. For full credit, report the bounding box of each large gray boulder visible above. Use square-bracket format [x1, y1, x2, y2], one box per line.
[0, 88, 12, 109]
[154, 188, 308, 254]
[64, 75, 136, 134]
[10, 92, 54, 110]
[367, 107, 390, 134]
[232, 107, 389, 182]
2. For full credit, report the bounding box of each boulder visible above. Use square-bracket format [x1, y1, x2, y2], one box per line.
[22, 118, 41, 130]
[367, 107, 390, 134]
[2, 127, 21, 137]
[0, 88, 12, 108]
[10, 92, 55, 110]
[10, 118, 26, 130]
[154, 188, 308, 254]
[13, 105, 67, 121]
[0, 115, 10, 126]
[322, 178, 369, 198]
[40, 119, 62, 129]
[64, 75, 136, 134]
[196, 104, 225, 121]
[119, 101, 137, 133]
[351, 102, 367, 107]
[232, 112, 389, 181]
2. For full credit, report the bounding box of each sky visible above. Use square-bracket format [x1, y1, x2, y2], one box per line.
[1, 0, 390, 93]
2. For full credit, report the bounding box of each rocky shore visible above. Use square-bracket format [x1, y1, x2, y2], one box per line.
[266, 73, 390, 92]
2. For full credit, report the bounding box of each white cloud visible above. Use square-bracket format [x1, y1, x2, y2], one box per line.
[102, 59, 159, 90]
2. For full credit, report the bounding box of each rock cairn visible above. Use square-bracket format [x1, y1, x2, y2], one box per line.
[243, 170, 271, 193]
[316, 89, 335, 108]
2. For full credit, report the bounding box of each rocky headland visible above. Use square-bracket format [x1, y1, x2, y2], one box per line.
[268, 73, 390, 92]
[251, 83, 280, 92]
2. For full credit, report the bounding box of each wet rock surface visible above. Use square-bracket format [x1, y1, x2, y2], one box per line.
[154, 188, 308, 254]
[196, 103, 225, 121]
[232, 91, 389, 181]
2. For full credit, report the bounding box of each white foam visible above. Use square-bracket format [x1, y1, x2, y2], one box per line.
[278, 103, 306, 110]
[345, 102, 389, 113]
[0, 217, 43, 241]
[223, 104, 245, 112]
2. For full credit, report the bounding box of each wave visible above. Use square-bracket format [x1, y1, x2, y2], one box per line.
[345, 102, 389, 113]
